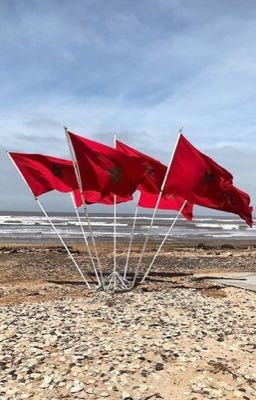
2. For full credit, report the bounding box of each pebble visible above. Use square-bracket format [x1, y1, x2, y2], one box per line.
[40, 375, 53, 388]
[100, 391, 110, 397]
[70, 381, 84, 393]
[0, 288, 254, 400]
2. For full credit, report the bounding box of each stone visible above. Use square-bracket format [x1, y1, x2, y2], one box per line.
[155, 363, 164, 371]
[70, 381, 84, 393]
[40, 375, 53, 388]
[100, 391, 110, 397]
[86, 388, 95, 394]
[233, 390, 243, 398]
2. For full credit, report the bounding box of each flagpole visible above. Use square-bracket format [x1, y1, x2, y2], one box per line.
[70, 192, 101, 286]
[141, 200, 187, 283]
[36, 199, 91, 288]
[113, 134, 117, 290]
[65, 127, 105, 288]
[7, 151, 90, 289]
[123, 205, 139, 280]
[128, 129, 182, 288]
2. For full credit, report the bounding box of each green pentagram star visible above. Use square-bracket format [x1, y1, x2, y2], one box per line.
[52, 165, 64, 177]
[109, 166, 121, 182]
[146, 163, 154, 176]
[204, 172, 214, 184]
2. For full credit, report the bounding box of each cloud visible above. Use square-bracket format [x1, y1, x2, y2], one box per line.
[0, 0, 256, 212]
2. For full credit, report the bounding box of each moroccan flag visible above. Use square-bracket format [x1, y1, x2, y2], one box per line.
[73, 190, 132, 207]
[138, 191, 193, 221]
[67, 131, 146, 197]
[208, 184, 253, 227]
[165, 134, 233, 200]
[165, 134, 252, 226]
[164, 134, 233, 203]
[9, 152, 79, 197]
[116, 140, 166, 194]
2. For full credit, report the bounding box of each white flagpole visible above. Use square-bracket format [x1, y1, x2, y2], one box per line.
[7, 151, 90, 289]
[129, 129, 182, 288]
[113, 135, 117, 290]
[65, 127, 105, 287]
[123, 205, 138, 280]
[141, 200, 187, 283]
[70, 192, 101, 285]
[36, 199, 91, 288]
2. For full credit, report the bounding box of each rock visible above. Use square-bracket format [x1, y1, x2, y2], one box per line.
[197, 243, 211, 250]
[155, 363, 164, 371]
[100, 391, 110, 397]
[209, 388, 223, 398]
[86, 388, 95, 394]
[70, 381, 84, 393]
[40, 375, 53, 388]
[220, 244, 235, 249]
[233, 390, 243, 398]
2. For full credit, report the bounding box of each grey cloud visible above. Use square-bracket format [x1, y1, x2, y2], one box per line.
[1, 1, 256, 213]
[17, 134, 62, 144]
[23, 116, 62, 130]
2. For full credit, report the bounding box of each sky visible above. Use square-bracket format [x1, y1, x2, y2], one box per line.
[0, 0, 256, 215]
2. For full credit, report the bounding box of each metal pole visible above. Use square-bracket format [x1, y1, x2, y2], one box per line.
[82, 193, 105, 286]
[7, 151, 91, 289]
[70, 192, 101, 285]
[113, 135, 117, 290]
[123, 205, 139, 280]
[65, 127, 105, 287]
[141, 200, 187, 283]
[129, 130, 182, 288]
[36, 199, 90, 288]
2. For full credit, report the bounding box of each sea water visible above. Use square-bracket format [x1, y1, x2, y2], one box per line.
[0, 211, 254, 242]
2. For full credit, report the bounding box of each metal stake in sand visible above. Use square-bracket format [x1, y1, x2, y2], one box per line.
[99, 134, 128, 291]
[141, 200, 187, 283]
[65, 127, 105, 288]
[123, 205, 139, 280]
[70, 192, 101, 286]
[128, 129, 183, 289]
[113, 135, 117, 290]
[6, 151, 90, 289]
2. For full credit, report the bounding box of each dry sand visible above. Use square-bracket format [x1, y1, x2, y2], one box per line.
[0, 241, 255, 399]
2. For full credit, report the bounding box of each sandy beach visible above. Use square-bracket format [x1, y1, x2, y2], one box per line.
[0, 241, 255, 400]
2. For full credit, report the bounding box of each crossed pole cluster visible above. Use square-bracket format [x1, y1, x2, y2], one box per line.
[7, 128, 186, 292]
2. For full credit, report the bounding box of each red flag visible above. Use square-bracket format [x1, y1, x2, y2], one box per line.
[165, 134, 233, 199]
[9, 152, 78, 197]
[208, 184, 253, 227]
[67, 131, 146, 197]
[138, 191, 193, 221]
[73, 190, 132, 207]
[165, 134, 253, 225]
[116, 140, 166, 194]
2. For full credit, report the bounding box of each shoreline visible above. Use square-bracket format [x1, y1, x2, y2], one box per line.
[0, 240, 255, 298]
[1, 236, 256, 246]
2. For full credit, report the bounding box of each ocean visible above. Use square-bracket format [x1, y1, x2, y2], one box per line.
[0, 211, 254, 243]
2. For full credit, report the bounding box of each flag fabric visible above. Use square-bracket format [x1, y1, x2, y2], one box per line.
[67, 131, 146, 197]
[165, 134, 253, 225]
[116, 140, 166, 194]
[208, 184, 253, 227]
[138, 191, 193, 221]
[73, 190, 132, 207]
[9, 152, 78, 197]
[165, 134, 233, 200]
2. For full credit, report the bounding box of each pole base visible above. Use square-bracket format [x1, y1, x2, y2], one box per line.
[97, 271, 128, 292]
